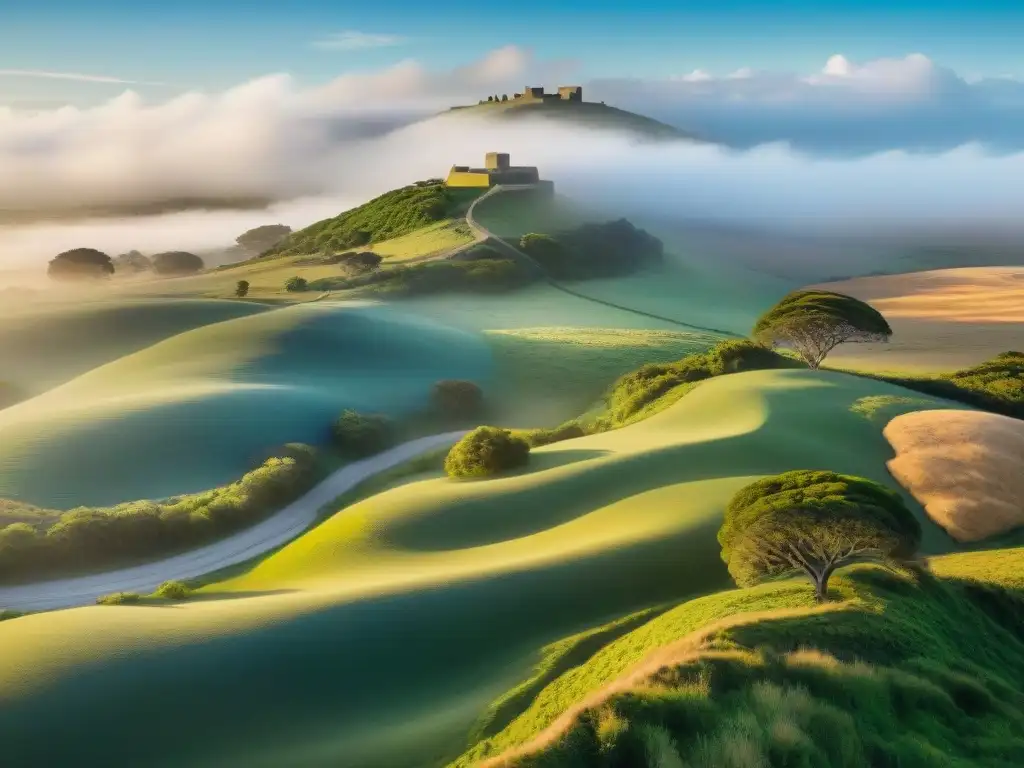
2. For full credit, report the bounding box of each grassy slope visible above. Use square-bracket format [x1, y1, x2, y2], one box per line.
[111, 220, 477, 302]
[0, 368, 978, 768]
[0, 297, 268, 396]
[461, 548, 1024, 767]
[0, 302, 491, 507]
[470, 189, 792, 336]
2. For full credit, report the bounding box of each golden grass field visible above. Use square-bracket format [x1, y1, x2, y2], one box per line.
[884, 409, 1024, 542]
[818, 266, 1024, 373]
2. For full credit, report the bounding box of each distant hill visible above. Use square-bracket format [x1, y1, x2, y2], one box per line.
[445, 97, 696, 141]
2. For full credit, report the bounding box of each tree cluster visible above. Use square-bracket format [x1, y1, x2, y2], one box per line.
[0, 446, 319, 583]
[519, 219, 663, 279]
[47, 248, 115, 281]
[236, 224, 292, 256]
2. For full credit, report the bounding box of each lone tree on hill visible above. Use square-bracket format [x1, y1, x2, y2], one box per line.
[47, 248, 115, 281]
[719, 470, 921, 602]
[333, 410, 395, 459]
[501, 94, 509, 102]
[235, 280, 250, 298]
[284, 276, 307, 292]
[152, 251, 204, 275]
[236, 224, 292, 255]
[753, 290, 892, 369]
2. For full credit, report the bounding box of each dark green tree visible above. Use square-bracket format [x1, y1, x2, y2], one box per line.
[113, 250, 152, 273]
[47, 248, 115, 281]
[444, 426, 529, 479]
[753, 290, 892, 369]
[432, 380, 484, 421]
[719, 470, 921, 602]
[284, 276, 308, 292]
[236, 224, 292, 255]
[235, 280, 250, 298]
[152, 251, 204, 275]
[333, 410, 395, 459]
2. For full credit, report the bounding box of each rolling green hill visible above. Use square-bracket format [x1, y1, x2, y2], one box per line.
[261, 182, 483, 260]
[0, 368, 982, 768]
[0, 302, 491, 507]
[0, 298, 268, 396]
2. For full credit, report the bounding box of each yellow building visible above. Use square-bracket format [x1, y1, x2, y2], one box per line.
[445, 152, 543, 188]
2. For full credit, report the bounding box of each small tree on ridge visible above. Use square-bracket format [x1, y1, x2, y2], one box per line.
[753, 290, 892, 369]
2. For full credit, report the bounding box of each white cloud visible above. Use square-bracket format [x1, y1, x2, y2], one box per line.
[0, 69, 166, 86]
[671, 69, 712, 83]
[312, 30, 406, 51]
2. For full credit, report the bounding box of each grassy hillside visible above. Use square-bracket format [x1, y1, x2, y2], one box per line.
[0, 302, 491, 507]
[446, 99, 692, 141]
[263, 182, 482, 259]
[458, 549, 1024, 767]
[0, 298, 268, 395]
[0, 368, 980, 768]
[471, 188, 792, 335]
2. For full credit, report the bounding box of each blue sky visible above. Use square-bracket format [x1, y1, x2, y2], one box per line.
[3, 0, 1024, 105]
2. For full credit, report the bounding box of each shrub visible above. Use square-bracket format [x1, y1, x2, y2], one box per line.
[154, 580, 193, 600]
[96, 592, 142, 605]
[432, 380, 484, 421]
[0, 609, 22, 621]
[235, 280, 250, 297]
[151, 251, 205, 275]
[113, 250, 152, 273]
[284, 276, 308, 292]
[47, 248, 115, 281]
[444, 427, 530, 479]
[521, 421, 586, 448]
[606, 339, 797, 424]
[333, 410, 396, 459]
[335, 251, 383, 274]
[0, 445, 319, 584]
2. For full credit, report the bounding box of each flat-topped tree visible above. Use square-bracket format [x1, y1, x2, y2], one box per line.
[719, 470, 921, 602]
[152, 251, 204, 275]
[753, 289, 892, 369]
[47, 248, 115, 281]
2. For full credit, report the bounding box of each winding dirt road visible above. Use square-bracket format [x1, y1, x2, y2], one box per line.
[0, 431, 466, 613]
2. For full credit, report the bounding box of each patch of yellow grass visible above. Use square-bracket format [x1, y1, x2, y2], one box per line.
[817, 267, 1024, 373]
[884, 409, 1024, 542]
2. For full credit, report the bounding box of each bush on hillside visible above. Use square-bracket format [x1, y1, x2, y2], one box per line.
[153, 580, 193, 600]
[519, 421, 587, 448]
[96, 592, 142, 605]
[444, 427, 530, 479]
[284, 276, 308, 292]
[519, 219, 663, 280]
[307, 258, 533, 298]
[263, 182, 476, 258]
[605, 339, 799, 424]
[432, 380, 484, 421]
[235, 280, 250, 297]
[334, 251, 383, 275]
[0, 446, 320, 584]
[333, 410, 396, 459]
[869, 351, 1024, 421]
[152, 251, 205, 275]
[47, 248, 115, 281]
